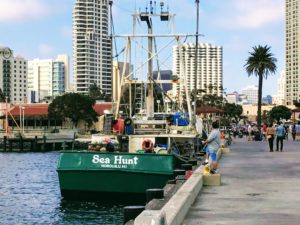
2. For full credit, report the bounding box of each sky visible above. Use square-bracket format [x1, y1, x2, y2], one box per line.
[0, 0, 285, 96]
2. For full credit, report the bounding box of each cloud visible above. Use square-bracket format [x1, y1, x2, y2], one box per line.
[38, 44, 55, 58]
[0, 0, 49, 23]
[0, 0, 69, 23]
[213, 0, 284, 29]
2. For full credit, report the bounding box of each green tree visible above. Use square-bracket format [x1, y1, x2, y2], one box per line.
[244, 45, 277, 131]
[88, 83, 111, 102]
[0, 88, 5, 102]
[293, 100, 300, 108]
[48, 93, 98, 128]
[197, 94, 226, 108]
[223, 103, 243, 124]
[262, 110, 269, 123]
[269, 105, 292, 123]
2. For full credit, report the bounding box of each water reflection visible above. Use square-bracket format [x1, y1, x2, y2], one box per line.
[54, 200, 125, 225]
[0, 152, 126, 225]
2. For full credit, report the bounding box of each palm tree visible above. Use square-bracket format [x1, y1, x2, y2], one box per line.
[245, 45, 277, 131]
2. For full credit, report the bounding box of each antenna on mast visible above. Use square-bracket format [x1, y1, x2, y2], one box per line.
[160, 2, 164, 12]
[159, 1, 169, 21]
[150, 1, 153, 14]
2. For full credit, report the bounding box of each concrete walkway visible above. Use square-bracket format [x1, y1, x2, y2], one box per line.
[183, 137, 300, 225]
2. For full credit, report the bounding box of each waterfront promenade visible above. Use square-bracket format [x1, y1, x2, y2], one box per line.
[184, 137, 300, 225]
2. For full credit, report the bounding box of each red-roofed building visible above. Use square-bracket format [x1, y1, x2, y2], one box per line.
[8, 104, 49, 116]
[0, 102, 113, 132]
[93, 103, 113, 115]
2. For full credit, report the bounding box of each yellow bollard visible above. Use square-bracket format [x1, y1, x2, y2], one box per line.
[203, 164, 211, 175]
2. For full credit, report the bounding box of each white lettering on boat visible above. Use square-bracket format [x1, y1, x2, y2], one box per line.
[92, 155, 139, 168]
[92, 155, 111, 164]
[114, 156, 138, 165]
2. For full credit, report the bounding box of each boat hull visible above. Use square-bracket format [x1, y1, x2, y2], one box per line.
[57, 151, 183, 198]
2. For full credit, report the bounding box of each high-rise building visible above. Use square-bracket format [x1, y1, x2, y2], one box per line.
[273, 70, 286, 105]
[56, 54, 70, 92]
[0, 47, 27, 104]
[286, 0, 300, 105]
[28, 56, 66, 102]
[73, 0, 112, 95]
[112, 61, 132, 103]
[241, 85, 258, 104]
[226, 92, 239, 104]
[262, 95, 272, 105]
[172, 43, 223, 99]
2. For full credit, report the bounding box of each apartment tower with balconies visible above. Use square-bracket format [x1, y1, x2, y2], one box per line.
[286, 0, 300, 105]
[0, 47, 28, 104]
[73, 0, 112, 95]
[172, 43, 223, 100]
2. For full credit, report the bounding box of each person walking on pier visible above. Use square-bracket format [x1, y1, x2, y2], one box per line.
[276, 122, 285, 152]
[202, 121, 221, 174]
[247, 125, 253, 141]
[266, 123, 275, 152]
[292, 124, 296, 141]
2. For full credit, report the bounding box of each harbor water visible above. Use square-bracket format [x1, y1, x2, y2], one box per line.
[0, 152, 125, 225]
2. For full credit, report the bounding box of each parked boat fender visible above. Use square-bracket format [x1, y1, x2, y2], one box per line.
[146, 188, 164, 203]
[142, 139, 154, 152]
[123, 205, 145, 224]
[181, 163, 193, 179]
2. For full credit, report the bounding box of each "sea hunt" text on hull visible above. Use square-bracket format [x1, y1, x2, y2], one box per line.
[92, 155, 139, 165]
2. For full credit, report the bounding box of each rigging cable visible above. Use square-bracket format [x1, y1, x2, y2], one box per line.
[110, 1, 130, 117]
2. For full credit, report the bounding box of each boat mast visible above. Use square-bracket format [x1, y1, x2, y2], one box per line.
[139, 2, 154, 118]
[137, 1, 173, 118]
[194, 0, 200, 117]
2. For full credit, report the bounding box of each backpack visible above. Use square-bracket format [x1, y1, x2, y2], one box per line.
[276, 126, 285, 137]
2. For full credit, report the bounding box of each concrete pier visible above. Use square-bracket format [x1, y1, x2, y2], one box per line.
[183, 138, 300, 225]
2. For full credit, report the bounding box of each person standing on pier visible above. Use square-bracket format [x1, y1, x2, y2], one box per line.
[202, 121, 221, 174]
[266, 123, 275, 152]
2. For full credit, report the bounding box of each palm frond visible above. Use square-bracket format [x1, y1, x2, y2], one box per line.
[244, 45, 277, 79]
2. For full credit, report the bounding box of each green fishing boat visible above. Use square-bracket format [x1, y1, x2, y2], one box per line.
[57, 151, 185, 198]
[57, 2, 203, 200]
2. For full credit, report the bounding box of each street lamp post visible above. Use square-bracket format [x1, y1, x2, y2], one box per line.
[22, 107, 25, 134]
[5, 96, 8, 137]
[194, 0, 200, 123]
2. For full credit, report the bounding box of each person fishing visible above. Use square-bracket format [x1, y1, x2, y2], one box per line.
[202, 121, 221, 174]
